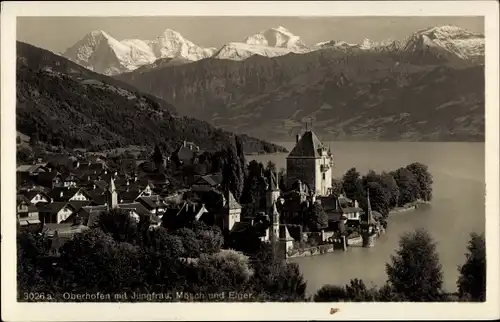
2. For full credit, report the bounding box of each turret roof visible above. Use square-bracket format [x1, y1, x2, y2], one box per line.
[225, 190, 241, 209]
[287, 131, 324, 158]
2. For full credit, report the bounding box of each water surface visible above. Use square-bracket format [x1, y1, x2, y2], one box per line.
[248, 141, 485, 295]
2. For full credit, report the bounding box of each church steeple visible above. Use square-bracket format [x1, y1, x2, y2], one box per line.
[366, 188, 372, 224]
[271, 201, 280, 243]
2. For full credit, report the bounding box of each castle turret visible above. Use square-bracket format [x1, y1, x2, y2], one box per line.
[362, 189, 376, 248]
[223, 189, 241, 232]
[266, 171, 280, 213]
[106, 177, 118, 209]
[270, 202, 280, 243]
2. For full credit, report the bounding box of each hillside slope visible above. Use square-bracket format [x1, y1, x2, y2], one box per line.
[16, 41, 287, 153]
[116, 48, 484, 142]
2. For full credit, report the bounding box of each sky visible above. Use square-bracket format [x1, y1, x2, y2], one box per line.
[17, 16, 484, 53]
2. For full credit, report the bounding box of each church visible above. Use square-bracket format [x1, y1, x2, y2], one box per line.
[286, 130, 334, 196]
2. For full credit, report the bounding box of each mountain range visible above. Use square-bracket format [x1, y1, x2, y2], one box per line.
[62, 25, 484, 75]
[16, 41, 287, 154]
[110, 25, 484, 142]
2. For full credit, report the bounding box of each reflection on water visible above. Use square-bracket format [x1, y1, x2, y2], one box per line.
[247, 142, 485, 295]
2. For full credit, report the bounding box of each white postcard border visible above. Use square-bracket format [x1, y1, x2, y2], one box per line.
[1, 1, 499, 321]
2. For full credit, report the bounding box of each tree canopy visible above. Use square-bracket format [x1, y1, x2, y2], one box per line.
[385, 228, 444, 301]
[457, 233, 486, 302]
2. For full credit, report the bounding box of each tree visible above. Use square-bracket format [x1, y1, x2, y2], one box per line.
[58, 229, 143, 296]
[331, 178, 343, 196]
[314, 285, 347, 302]
[192, 222, 224, 255]
[145, 227, 185, 259]
[380, 172, 400, 208]
[251, 243, 307, 301]
[406, 162, 433, 201]
[194, 250, 254, 293]
[266, 161, 277, 173]
[391, 168, 419, 205]
[151, 144, 163, 169]
[29, 132, 39, 146]
[222, 137, 246, 201]
[344, 278, 378, 301]
[173, 227, 202, 258]
[385, 229, 444, 301]
[241, 160, 266, 209]
[307, 202, 328, 232]
[366, 181, 390, 218]
[457, 233, 486, 302]
[97, 209, 139, 244]
[342, 168, 364, 201]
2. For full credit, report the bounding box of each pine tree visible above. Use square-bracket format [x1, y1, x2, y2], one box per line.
[222, 136, 246, 201]
[457, 233, 486, 301]
[151, 144, 163, 169]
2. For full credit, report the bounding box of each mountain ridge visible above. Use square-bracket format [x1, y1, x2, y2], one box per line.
[115, 43, 484, 142]
[62, 25, 484, 75]
[16, 41, 287, 154]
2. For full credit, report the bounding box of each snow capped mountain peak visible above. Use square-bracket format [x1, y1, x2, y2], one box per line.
[416, 25, 482, 39]
[150, 28, 213, 61]
[243, 26, 307, 49]
[63, 28, 214, 75]
[158, 28, 185, 40]
[397, 25, 485, 60]
[89, 30, 110, 38]
[62, 24, 485, 75]
[212, 25, 311, 61]
[359, 38, 379, 50]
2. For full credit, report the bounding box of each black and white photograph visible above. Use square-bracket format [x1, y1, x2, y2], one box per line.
[1, 1, 499, 321]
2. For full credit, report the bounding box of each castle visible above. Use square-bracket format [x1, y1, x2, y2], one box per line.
[286, 130, 334, 196]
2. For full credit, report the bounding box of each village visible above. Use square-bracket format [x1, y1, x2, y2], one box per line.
[16, 130, 388, 259]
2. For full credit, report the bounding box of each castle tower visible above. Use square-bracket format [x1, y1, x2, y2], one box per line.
[286, 130, 333, 196]
[106, 177, 118, 209]
[223, 190, 241, 232]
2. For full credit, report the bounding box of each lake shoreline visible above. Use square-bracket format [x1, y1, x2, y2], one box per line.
[286, 201, 427, 259]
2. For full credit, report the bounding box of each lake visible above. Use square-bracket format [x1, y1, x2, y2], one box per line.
[247, 141, 485, 295]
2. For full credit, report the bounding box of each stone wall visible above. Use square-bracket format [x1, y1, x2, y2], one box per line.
[286, 158, 316, 191]
[286, 236, 363, 258]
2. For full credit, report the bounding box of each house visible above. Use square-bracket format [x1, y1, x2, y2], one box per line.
[48, 187, 90, 202]
[21, 190, 50, 205]
[171, 141, 200, 166]
[137, 195, 168, 215]
[162, 201, 210, 229]
[38, 202, 78, 224]
[118, 202, 162, 228]
[66, 205, 108, 227]
[17, 195, 41, 228]
[119, 182, 153, 202]
[44, 223, 90, 256]
[85, 187, 108, 205]
[36, 171, 63, 189]
[74, 160, 107, 174]
[190, 174, 223, 192]
[142, 173, 170, 190]
[318, 195, 363, 228]
[61, 173, 79, 187]
[17, 163, 48, 183]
